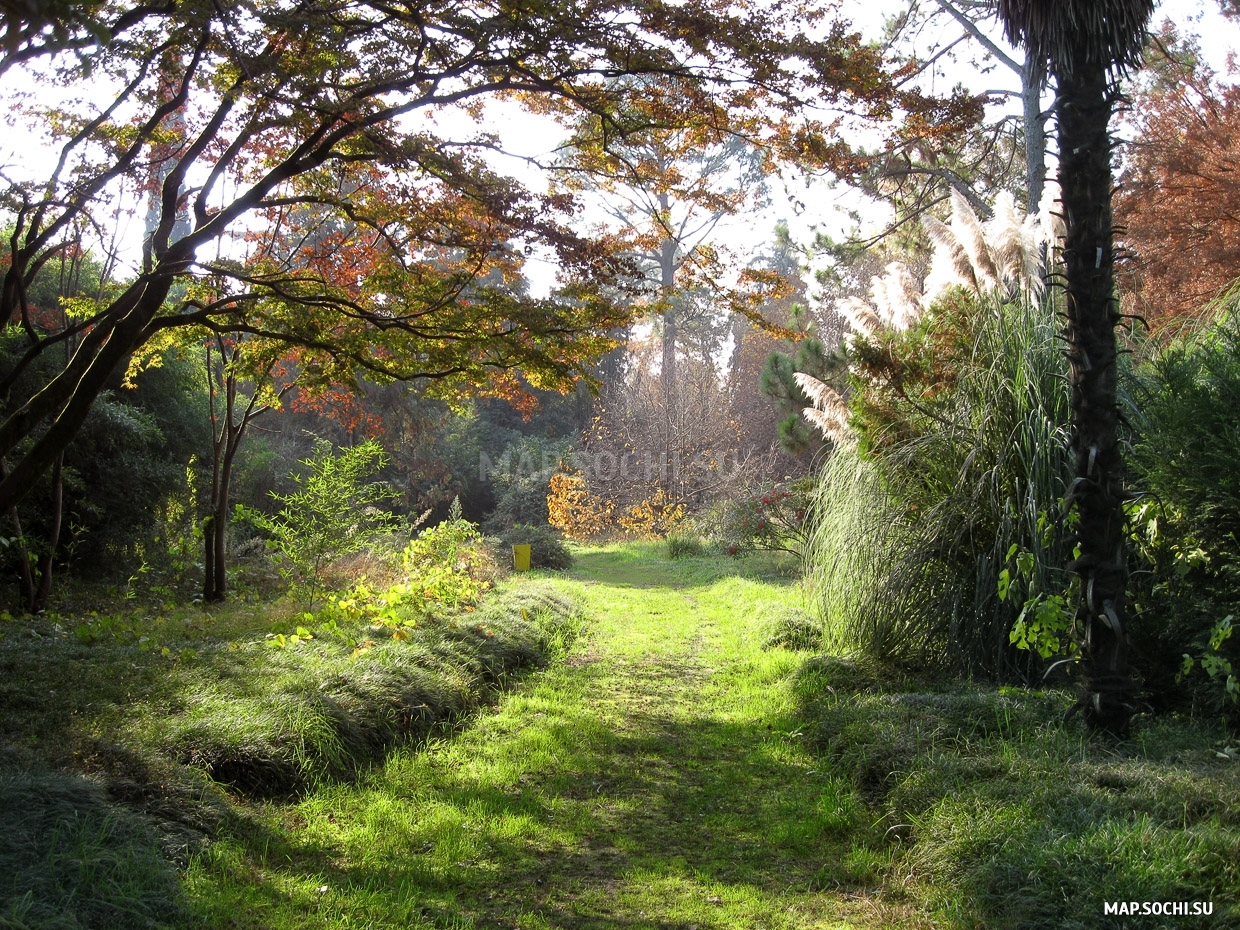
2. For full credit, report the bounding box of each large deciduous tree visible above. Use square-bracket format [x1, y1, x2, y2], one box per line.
[558, 99, 771, 409]
[995, 0, 1155, 735]
[1116, 29, 1240, 328]
[0, 0, 973, 517]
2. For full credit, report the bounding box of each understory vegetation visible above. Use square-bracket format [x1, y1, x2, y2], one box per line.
[807, 289, 1072, 682]
[3, 542, 1236, 928]
[0, 542, 585, 928]
[804, 266, 1240, 731]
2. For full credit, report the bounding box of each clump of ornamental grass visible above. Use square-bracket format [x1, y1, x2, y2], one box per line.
[159, 583, 583, 797]
[665, 530, 709, 560]
[0, 771, 187, 930]
[761, 605, 822, 651]
[806, 288, 1073, 680]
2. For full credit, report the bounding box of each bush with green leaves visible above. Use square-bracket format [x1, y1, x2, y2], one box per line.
[807, 290, 1073, 680]
[1128, 300, 1240, 723]
[237, 439, 398, 609]
[481, 435, 567, 532]
[719, 476, 815, 565]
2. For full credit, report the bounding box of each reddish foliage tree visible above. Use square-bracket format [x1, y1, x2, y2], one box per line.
[1117, 31, 1240, 328]
[0, 0, 979, 516]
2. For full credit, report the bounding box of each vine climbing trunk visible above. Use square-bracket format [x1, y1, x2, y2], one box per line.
[1056, 55, 1138, 735]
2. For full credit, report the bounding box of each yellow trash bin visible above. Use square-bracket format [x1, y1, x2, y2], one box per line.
[512, 543, 531, 572]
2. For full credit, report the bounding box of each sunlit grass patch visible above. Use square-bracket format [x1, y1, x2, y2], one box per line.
[175, 543, 876, 929]
[155, 583, 585, 797]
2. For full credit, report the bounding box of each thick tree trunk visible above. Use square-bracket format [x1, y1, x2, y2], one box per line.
[1056, 59, 1138, 735]
[0, 276, 175, 513]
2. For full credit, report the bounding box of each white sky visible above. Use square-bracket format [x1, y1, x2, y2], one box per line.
[495, 0, 1240, 298]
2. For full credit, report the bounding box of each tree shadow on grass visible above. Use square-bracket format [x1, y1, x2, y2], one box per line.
[186, 656, 874, 929]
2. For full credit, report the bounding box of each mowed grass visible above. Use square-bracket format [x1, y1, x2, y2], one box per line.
[5, 540, 1238, 928]
[182, 543, 903, 929]
[792, 657, 1240, 929]
[0, 577, 586, 929]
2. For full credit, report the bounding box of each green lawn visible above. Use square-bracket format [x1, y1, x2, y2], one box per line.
[184, 543, 890, 928]
[3, 541, 1237, 928]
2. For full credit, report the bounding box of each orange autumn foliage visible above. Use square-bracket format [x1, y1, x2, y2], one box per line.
[546, 469, 613, 540]
[1117, 34, 1240, 329]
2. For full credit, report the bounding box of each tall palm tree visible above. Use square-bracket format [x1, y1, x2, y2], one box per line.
[994, 0, 1154, 735]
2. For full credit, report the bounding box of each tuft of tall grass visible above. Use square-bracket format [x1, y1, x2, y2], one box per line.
[793, 657, 1240, 928]
[665, 530, 708, 560]
[161, 584, 584, 797]
[807, 291, 1073, 679]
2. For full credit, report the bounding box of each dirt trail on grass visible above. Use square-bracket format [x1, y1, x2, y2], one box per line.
[356, 547, 904, 929]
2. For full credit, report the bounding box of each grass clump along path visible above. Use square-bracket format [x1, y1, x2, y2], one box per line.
[4, 541, 1239, 927]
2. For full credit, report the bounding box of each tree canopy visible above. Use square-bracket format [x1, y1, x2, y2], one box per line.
[1117, 28, 1240, 327]
[0, 0, 977, 514]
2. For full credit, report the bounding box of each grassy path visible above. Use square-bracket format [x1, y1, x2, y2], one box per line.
[189, 545, 902, 928]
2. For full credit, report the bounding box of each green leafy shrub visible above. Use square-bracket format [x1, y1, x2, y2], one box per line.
[720, 476, 815, 565]
[481, 436, 566, 531]
[237, 439, 398, 609]
[491, 523, 574, 570]
[1129, 303, 1240, 723]
[327, 501, 492, 633]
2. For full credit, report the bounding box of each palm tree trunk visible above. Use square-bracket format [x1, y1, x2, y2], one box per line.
[1056, 58, 1138, 735]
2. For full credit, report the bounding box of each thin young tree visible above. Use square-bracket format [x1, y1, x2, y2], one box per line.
[995, 0, 1156, 735]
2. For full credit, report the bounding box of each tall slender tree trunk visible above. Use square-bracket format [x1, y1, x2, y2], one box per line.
[204, 429, 239, 602]
[203, 442, 227, 603]
[658, 216, 678, 405]
[658, 205, 678, 499]
[6, 509, 34, 610]
[1057, 58, 1138, 735]
[202, 336, 281, 602]
[31, 452, 63, 612]
[1022, 47, 1048, 213]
